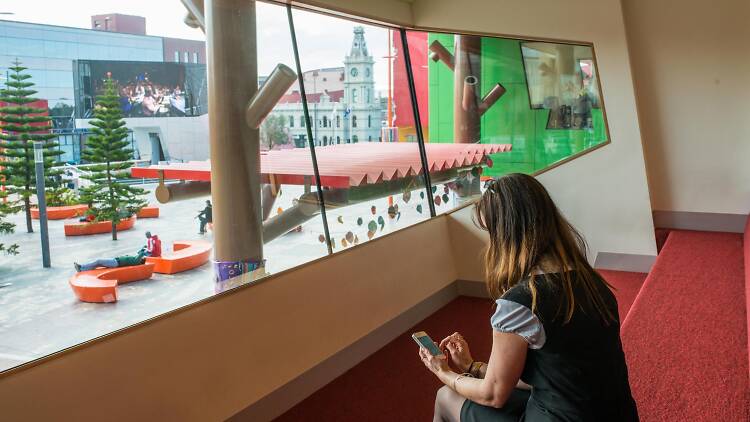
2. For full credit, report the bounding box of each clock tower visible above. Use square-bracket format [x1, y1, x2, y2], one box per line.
[344, 26, 375, 106]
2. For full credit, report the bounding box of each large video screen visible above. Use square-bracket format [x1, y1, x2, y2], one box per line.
[74, 60, 207, 119]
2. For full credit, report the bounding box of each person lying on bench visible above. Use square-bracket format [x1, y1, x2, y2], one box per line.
[74, 250, 146, 272]
[418, 173, 639, 422]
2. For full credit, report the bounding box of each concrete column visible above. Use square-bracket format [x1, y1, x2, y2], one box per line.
[205, 0, 264, 285]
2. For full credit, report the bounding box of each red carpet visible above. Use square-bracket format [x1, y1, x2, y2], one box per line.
[275, 271, 647, 421]
[621, 230, 749, 422]
[599, 269, 647, 320]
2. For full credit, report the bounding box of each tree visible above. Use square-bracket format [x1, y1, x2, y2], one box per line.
[0, 187, 19, 255]
[0, 60, 63, 233]
[261, 114, 289, 149]
[81, 77, 146, 240]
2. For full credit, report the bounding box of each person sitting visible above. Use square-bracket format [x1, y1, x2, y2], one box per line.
[74, 250, 146, 272]
[418, 173, 638, 422]
[142, 231, 162, 257]
[197, 200, 212, 235]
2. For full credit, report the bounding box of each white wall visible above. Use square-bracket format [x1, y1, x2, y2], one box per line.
[622, 0, 750, 215]
[411, 0, 657, 262]
[76, 115, 209, 163]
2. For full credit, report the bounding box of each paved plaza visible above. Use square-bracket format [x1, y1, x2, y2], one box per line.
[0, 182, 452, 372]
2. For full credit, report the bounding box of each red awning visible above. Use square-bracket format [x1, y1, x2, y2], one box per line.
[131, 143, 511, 189]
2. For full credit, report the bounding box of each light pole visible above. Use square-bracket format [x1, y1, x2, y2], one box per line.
[33, 142, 51, 268]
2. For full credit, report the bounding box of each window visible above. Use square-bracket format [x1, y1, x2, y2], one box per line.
[336, 115, 340, 128]
[174, 51, 180, 62]
[193, 52, 199, 63]
[352, 134, 358, 143]
[300, 116, 305, 127]
[322, 115, 328, 128]
[337, 136, 341, 144]
[352, 89, 358, 103]
[352, 115, 357, 128]
[406, 31, 609, 214]
[323, 135, 328, 145]
[289, 115, 294, 127]
[183, 51, 189, 62]
[368, 115, 371, 128]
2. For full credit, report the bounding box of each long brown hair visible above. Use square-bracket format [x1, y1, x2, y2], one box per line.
[474, 173, 615, 324]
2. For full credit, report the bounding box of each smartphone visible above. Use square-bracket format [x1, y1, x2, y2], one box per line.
[412, 331, 445, 358]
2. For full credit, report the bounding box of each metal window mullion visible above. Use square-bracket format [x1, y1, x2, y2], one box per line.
[286, 5, 333, 254]
[399, 28, 436, 217]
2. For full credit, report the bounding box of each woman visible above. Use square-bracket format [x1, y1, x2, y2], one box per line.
[418, 173, 638, 421]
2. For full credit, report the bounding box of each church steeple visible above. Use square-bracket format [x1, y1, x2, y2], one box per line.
[344, 26, 375, 106]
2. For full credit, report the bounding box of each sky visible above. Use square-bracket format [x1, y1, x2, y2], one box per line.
[0, 0, 392, 92]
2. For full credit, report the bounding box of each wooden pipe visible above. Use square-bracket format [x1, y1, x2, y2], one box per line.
[479, 83, 507, 115]
[155, 181, 211, 203]
[180, 0, 205, 32]
[245, 64, 297, 129]
[428, 40, 454, 71]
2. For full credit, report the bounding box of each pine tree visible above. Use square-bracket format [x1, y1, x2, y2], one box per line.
[81, 77, 146, 240]
[0, 188, 19, 255]
[0, 60, 63, 233]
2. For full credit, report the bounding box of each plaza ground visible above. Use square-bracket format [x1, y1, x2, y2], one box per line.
[0, 182, 457, 372]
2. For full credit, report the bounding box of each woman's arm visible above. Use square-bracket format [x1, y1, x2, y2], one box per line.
[422, 331, 528, 408]
[471, 363, 531, 390]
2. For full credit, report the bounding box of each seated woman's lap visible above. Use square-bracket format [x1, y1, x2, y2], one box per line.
[459, 388, 530, 422]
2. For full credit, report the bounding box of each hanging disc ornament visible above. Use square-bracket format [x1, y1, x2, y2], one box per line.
[442, 193, 449, 204]
[387, 205, 396, 219]
[370, 205, 377, 215]
[345, 231, 354, 243]
[396, 212, 402, 221]
[434, 195, 442, 206]
[420, 191, 425, 200]
[357, 217, 363, 226]
[416, 204, 423, 214]
[354, 235, 360, 245]
[377, 215, 385, 230]
[431, 185, 437, 194]
[341, 238, 348, 247]
[277, 207, 283, 215]
[367, 230, 375, 239]
[368, 220, 378, 232]
[402, 191, 411, 203]
[337, 215, 344, 224]
[318, 234, 326, 243]
[443, 185, 449, 194]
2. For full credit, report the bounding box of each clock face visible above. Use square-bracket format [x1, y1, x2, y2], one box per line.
[365, 68, 370, 77]
[350, 67, 358, 77]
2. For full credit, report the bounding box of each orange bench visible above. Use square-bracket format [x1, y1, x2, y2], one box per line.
[69, 263, 155, 303]
[136, 206, 160, 218]
[147, 240, 212, 274]
[64, 216, 136, 236]
[31, 204, 88, 220]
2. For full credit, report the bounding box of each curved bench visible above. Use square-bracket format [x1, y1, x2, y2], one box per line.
[69, 263, 155, 303]
[64, 216, 136, 236]
[136, 206, 160, 218]
[146, 240, 212, 274]
[31, 204, 88, 220]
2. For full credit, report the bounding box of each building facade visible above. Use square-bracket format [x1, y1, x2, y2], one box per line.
[0, 17, 208, 164]
[270, 26, 383, 146]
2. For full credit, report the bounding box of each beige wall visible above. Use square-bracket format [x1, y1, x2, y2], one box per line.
[412, 0, 657, 260]
[622, 0, 750, 215]
[0, 217, 457, 421]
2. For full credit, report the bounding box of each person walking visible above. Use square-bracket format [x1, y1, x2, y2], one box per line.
[197, 200, 212, 235]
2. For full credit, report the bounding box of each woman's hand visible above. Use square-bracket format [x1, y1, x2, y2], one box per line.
[418, 344, 450, 375]
[439, 332, 474, 373]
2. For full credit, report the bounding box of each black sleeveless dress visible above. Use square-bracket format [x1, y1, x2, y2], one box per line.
[460, 272, 639, 422]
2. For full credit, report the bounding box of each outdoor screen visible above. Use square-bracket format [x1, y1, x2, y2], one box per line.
[74, 60, 207, 118]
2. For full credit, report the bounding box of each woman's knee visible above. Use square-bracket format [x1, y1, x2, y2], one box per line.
[434, 385, 462, 421]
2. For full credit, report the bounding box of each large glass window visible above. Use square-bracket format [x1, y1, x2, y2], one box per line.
[0, 0, 610, 375]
